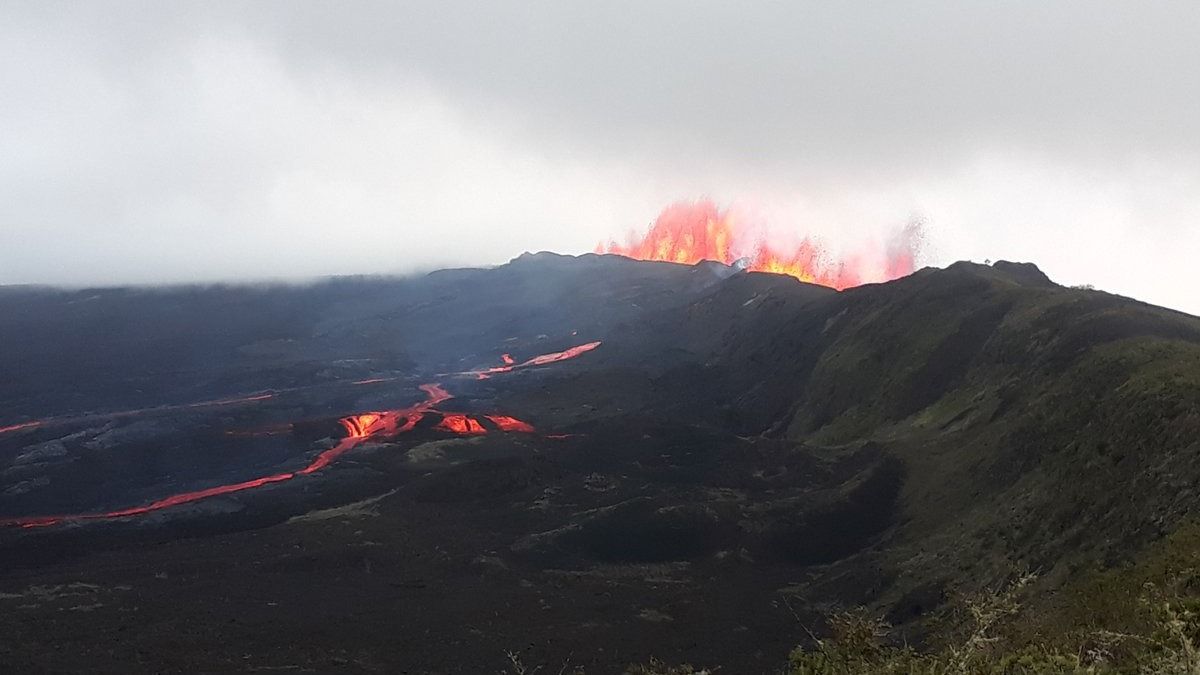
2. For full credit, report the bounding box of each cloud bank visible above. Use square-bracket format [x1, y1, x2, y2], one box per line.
[1, 2, 1197, 314]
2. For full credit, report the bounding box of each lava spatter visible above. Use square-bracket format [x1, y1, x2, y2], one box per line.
[1, 341, 600, 528]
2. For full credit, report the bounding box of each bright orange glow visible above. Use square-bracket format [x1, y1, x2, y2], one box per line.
[340, 413, 385, 438]
[436, 414, 487, 435]
[501, 353, 515, 365]
[596, 199, 921, 290]
[485, 415, 535, 433]
[0, 341, 603, 528]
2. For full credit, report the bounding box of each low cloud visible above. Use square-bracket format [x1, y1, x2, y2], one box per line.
[1, 2, 1197, 314]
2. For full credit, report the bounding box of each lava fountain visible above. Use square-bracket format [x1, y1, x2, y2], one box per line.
[596, 199, 923, 290]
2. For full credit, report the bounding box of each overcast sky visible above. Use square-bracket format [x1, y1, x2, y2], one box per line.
[2, 1, 1198, 314]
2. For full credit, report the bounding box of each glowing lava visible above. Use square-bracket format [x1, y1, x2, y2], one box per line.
[340, 413, 386, 439]
[485, 415, 535, 433]
[0, 421, 42, 435]
[1, 341, 600, 529]
[596, 199, 922, 290]
[464, 341, 603, 378]
[436, 414, 487, 435]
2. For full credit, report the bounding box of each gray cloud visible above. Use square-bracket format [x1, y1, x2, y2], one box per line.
[1, 2, 1198, 313]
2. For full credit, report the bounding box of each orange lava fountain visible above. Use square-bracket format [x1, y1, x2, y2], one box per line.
[596, 199, 922, 290]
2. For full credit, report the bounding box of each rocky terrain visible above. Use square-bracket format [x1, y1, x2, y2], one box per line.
[0, 253, 1197, 673]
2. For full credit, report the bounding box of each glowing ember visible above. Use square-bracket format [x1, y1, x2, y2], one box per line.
[1, 341, 601, 528]
[596, 199, 922, 290]
[501, 354, 515, 365]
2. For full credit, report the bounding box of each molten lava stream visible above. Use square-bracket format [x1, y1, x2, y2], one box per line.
[0, 342, 600, 529]
[0, 421, 42, 435]
[464, 341, 602, 378]
[436, 414, 487, 435]
[485, 415, 535, 433]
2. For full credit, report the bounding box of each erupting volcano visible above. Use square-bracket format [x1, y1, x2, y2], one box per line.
[597, 199, 922, 289]
[0, 342, 600, 529]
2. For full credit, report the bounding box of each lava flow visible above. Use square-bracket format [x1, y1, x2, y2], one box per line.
[0, 421, 42, 435]
[596, 199, 922, 290]
[0, 342, 599, 529]
[466, 341, 602, 379]
[485, 415, 536, 433]
[436, 415, 487, 435]
[0, 391, 277, 439]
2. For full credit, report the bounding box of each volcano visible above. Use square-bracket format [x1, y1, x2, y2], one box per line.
[0, 252, 1198, 672]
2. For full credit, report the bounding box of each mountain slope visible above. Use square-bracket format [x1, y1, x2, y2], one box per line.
[0, 253, 1197, 671]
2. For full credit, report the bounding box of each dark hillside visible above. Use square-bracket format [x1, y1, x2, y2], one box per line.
[1, 254, 1197, 672]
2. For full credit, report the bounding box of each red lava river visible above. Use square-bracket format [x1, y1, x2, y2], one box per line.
[0, 341, 602, 529]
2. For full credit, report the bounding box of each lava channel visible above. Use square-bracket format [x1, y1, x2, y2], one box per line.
[0, 341, 599, 528]
[464, 341, 602, 379]
[0, 421, 42, 435]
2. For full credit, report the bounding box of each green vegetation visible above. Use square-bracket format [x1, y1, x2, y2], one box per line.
[506, 262, 1200, 674]
[783, 523, 1200, 674]
[499, 525, 1200, 673]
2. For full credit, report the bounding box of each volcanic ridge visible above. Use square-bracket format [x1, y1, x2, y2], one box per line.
[0, 252, 1198, 673]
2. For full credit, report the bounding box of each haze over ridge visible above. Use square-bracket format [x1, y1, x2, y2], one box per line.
[2, 2, 1198, 315]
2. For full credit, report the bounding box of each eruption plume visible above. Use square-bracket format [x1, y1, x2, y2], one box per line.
[596, 199, 923, 290]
